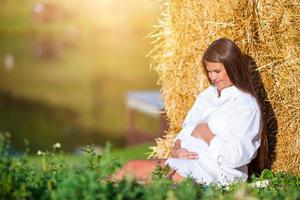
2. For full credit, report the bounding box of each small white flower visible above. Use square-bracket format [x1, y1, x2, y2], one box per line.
[37, 150, 43, 155]
[53, 142, 61, 149]
[250, 180, 270, 188]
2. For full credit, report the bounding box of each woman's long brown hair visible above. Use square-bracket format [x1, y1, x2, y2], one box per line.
[202, 38, 266, 174]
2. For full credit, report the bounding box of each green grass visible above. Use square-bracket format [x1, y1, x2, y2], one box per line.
[111, 142, 154, 164]
[26, 142, 153, 166]
[0, 133, 299, 200]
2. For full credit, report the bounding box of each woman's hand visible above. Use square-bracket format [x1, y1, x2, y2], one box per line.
[192, 123, 215, 144]
[171, 148, 198, 159]
[173, 139, 181, 149]
[171, 139, 198, 159]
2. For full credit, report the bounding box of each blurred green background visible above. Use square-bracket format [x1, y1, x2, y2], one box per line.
[0, 0, 161, 153]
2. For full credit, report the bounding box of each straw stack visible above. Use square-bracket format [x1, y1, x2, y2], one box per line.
[147, 0, 299, 174]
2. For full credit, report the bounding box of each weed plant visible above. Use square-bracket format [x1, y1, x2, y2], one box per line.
[0, 133, 299, 200]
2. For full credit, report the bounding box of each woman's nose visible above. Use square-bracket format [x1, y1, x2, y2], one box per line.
[209, 72, 217, 80]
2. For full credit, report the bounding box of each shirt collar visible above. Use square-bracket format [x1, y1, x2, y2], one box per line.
[212, 85, 241, 103]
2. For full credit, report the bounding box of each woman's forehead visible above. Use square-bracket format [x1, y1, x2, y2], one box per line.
[205, 61, 224, 70]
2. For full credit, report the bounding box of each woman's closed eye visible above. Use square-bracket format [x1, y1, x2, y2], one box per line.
[208, 70, 221, 73]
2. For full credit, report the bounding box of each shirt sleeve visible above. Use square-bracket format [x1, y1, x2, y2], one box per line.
[208, 105, 261, 168]
[174, 124, 197, 142]
[173, 94, 206, 143]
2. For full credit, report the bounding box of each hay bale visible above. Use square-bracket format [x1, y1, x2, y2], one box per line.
[148, 0, 299, 174]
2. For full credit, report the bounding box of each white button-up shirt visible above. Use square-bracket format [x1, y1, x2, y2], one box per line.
[166, 85, 261, 184]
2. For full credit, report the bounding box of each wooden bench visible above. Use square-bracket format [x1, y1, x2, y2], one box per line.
[126, 91, 168, 145]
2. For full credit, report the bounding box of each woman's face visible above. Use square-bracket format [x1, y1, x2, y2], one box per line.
[205, 61, 233, 91]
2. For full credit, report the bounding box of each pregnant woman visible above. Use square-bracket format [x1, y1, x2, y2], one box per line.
[114, 38, 264, 185]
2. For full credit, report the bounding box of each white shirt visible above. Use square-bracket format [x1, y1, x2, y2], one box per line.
[166, 85, 261, 184]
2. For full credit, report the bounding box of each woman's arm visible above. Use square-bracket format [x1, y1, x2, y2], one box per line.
[207, 105, 261, 168]
[173, 91, 210, 142]
[191, 123, 215, 144]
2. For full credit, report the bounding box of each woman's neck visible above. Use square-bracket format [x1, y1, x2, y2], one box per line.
[216, 84, 234, 97]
